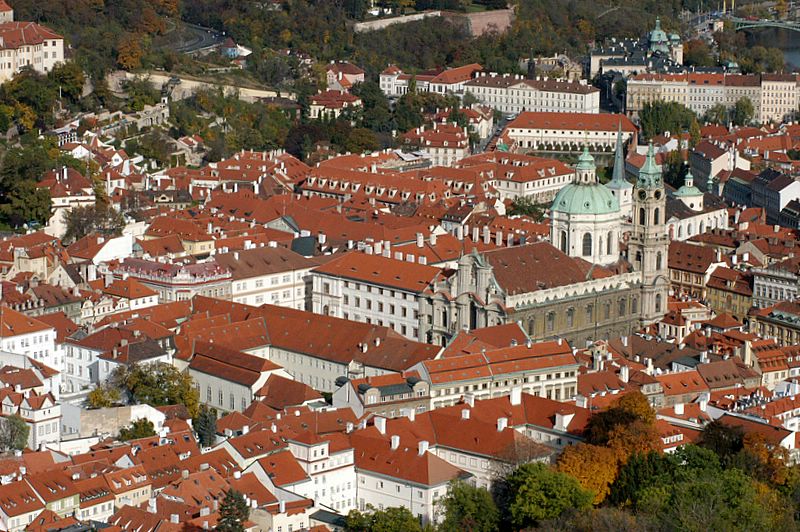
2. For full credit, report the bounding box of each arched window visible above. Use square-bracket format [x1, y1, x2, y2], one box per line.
[582, 233, 592, 257]
[700, 221, 705, 233]
[607, 231, 613, 255]
[653, 208, 660, 225]
[604, 302, 611, 320]
[639, 208, 646, 225]
[678, 226, 683, 238]
[631, 298, 638, 314]
[656, 251, 663, 270]
[655, 294, 662, 313]
[687, 223, 693, 235]
[618, 298, 627, 316]
[566, 308, 575, 328]
[546, 311, 555, 332]
[560, 230, 568, 253]
[586, 304, 594, 321]
[527, 318, 536, 335]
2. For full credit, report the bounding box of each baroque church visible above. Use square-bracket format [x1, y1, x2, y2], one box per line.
[428, 132, 669, 347]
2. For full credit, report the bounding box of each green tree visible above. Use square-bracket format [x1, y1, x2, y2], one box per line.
[194, 405, 218, 447]
[0, 415, 29, 451]
[508, 196, 547, 221]
[437, 480, 499, 532]
[689, 118, 702, 149]
[730, 97, 754, 127]
[0, 180, 51, 230]
[48, 62, 86, 104]
[344, 506, 421, 532]
[218, 489, 250, 532]
[86, 385, 121, 409]
[119, 418, 156, 441]
[703, 103, 729, 125]
[639, 100, 695, 140]
[504, 463, 592, 528]
[62, 204, 126, 245]
[351, 80, 394, 133]
[110, 362, 200, 417]
[698, 419, 744, 465]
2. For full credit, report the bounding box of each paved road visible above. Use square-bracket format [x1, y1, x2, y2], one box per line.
[168, 23, 226, 54]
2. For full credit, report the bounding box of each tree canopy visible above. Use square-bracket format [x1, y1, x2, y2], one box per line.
[109, 362, 200, 417]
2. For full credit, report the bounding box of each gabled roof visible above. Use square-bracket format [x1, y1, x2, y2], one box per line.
[0, 306, 52, 338]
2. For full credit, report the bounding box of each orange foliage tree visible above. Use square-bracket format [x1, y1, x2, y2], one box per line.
[557, 443, 619, 504]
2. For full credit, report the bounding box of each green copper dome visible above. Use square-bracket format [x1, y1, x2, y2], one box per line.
[674, 170, 702, 197]
[650, 18, 668, 44]
[552, 182, 619, 216]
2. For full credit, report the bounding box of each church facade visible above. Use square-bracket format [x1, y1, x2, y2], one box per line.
[424, 137, 669, 347]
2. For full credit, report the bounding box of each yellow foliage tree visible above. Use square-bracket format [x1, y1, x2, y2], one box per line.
[557, 443, 619, 504]
[614, 391, 656, 425]
[608, 419, 661, 464]
[117, 33, 144, 71]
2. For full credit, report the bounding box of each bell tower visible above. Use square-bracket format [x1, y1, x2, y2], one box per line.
[628, 143, 669, 324]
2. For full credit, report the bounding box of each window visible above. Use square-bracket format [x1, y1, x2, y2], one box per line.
[566, 308, 574, 328]
[607, 231, 613, 255]
[560, 230, 567, 252]
[546, 311, 555, 332]
[230, 393, 235, 410]
[639, 208, 646, 225]
[653, 207, 660, 225]
[655, 293, 662, 313]
[618, 298, 626, 316]
[582, 233, 592, 257]
[656, 251, 663, 270]
[604, 302, 611, 320]
[586, 304, 593, 322]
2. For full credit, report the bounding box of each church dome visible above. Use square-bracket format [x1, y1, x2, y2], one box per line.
[552, 182, 619, 216]
[649, 18, 668, 44]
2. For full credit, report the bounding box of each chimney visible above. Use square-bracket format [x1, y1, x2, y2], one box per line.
[482, 225, 490, 244]
[461, 408, 470, 420]
[418, 440, 429, 455]
[390, 435, 400, 450]
[181, 470, 189, 479]
[464, 394, 475, 407]
[510, 387, 522, 406]
[645, 357, 654, 375]
[416, 233, 424, 248]
[620, 365, 630, 383]
[406, 408, 415, 422]
[742, 339, 753, 366]
[497, 417, 508, 432]
[234, 471, 242, 480]
[699, 393, 709, 412]
[279, 500, 286, 513]
[374, 241, 382, 256]
[374, 416, 387, 435]
[170, 514, 179, 524]
[429, 233, 437, 246]
[495, 230, 503, 246]
[622, 335, 629, 347]
[147, 497, 157, 514]
[674, 403, 685, 415]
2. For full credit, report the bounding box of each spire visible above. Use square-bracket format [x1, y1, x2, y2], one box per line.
[610, 122, 626, 184]
[637, 142, 662, 190]
[575, 145, 596, 184]
[684, 167, 694, 188]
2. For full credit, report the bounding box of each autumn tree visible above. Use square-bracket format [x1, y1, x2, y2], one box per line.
[557, 443, 619, 504]
[87, 385, 121, 409]
[119, 418, 156, 441]
[117, 33, 144, 70]
[109, 362, 200, 417]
